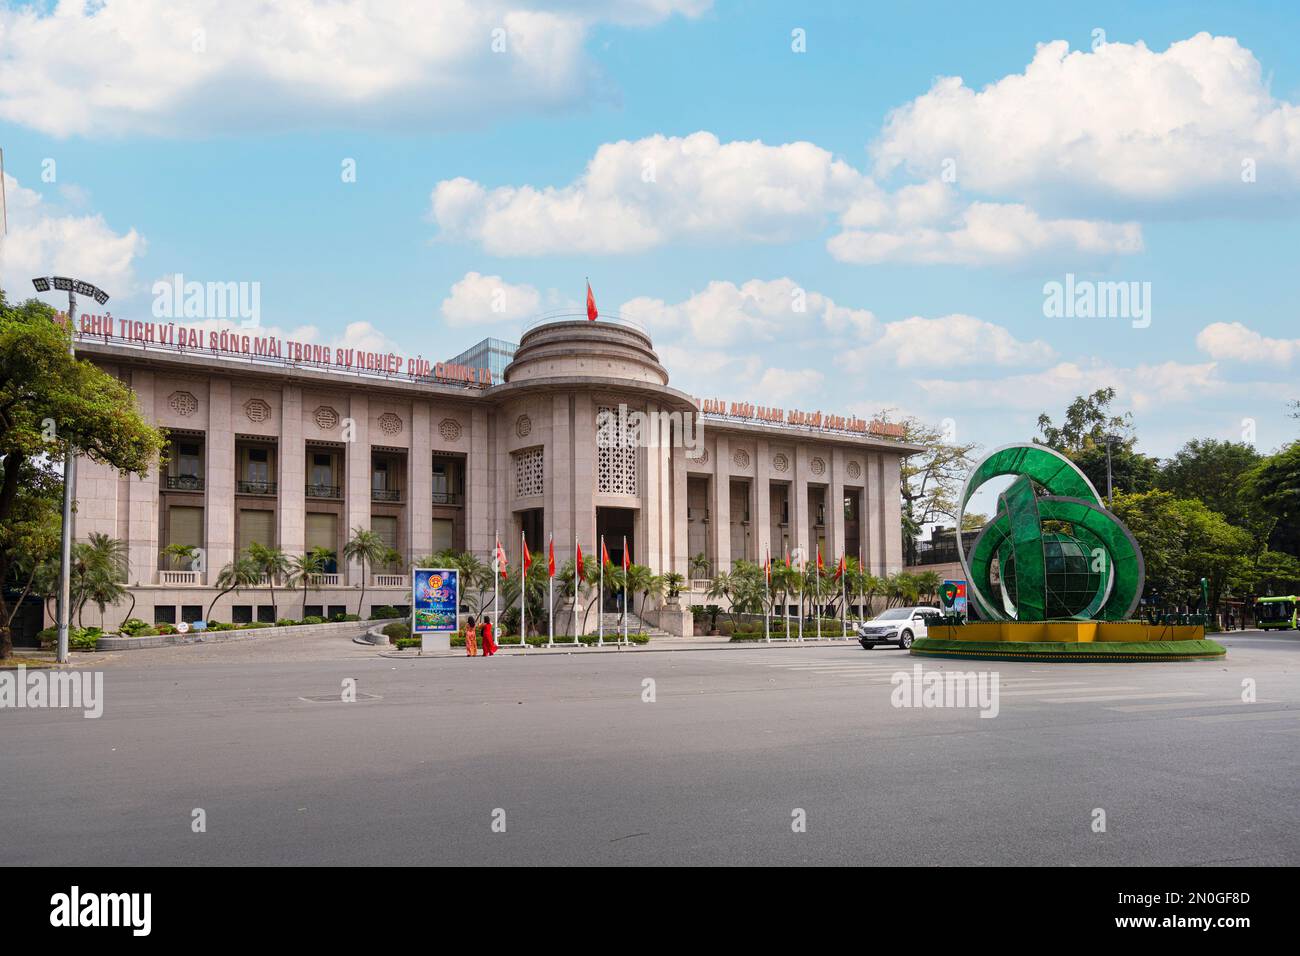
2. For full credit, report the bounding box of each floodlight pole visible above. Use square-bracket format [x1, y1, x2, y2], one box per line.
[34, 277, 108, 664]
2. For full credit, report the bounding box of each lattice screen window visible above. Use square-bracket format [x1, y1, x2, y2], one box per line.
[513, 446, 544, 498]
[596, 405, 638, 495]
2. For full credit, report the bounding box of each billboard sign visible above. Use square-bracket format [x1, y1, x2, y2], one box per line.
[412, 568, 459, 635]
[941, 579, 968, 617]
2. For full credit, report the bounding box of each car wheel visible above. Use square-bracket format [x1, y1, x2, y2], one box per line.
[899, 629, 914, 649]
[862, 641, 874, 650]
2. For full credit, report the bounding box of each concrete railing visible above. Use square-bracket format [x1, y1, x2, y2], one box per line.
[309, 573, 341, 586]
[97, 618, 374, 651]
[373, 574, 407, 588]
[159, 570, 200, 585]
[689, 578, 712, 592]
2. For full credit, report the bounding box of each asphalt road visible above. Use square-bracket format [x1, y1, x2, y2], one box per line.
[2, 629, 1298, 866]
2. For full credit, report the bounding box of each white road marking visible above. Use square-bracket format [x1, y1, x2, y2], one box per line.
[1036, 691, 1203, 704]
[1109, 699, 1277, 713]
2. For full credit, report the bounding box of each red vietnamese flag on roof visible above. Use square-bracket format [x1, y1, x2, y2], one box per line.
[548, 537, 555, 578]
[576, 541, 585, 579]
[622, 536, 630, 572]
[586, 280, 598, 322]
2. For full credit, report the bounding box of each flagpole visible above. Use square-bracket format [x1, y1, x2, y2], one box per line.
[493, 529, 499, 641]
[574, 534, 581, 646]
[798, 551, 804, 643]
[622, 535, 629, 646]
[548, 533, 554, 647]
[512, 530, 522, 650]
[784, 549, 790, 640]
[815, 547, 821, 641]
[764, 547, 771, 644]
[598, 534, 605, 647]
[842, 559, 848, 640]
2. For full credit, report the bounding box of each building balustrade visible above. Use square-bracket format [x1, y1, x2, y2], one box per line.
[305, 483, 342, 499]
[159, 570, 200, 585]
[164, 474, 204, 491]
[371, 488, 403, 503]
[307, 573, 341, 586]
[236, 479, 277, 495]
[689, 577, 713, 592]
[373, 574, 407, 588]
[432, 491, 463, 505]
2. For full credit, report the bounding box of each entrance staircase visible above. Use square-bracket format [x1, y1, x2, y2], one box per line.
[598, 610, 673, 640]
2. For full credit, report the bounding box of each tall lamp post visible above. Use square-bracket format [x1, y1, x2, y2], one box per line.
[32, 276, 110, 664]
[1103, 432, 1122, 506]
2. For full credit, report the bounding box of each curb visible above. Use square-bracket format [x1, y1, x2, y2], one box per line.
[377, 637, 867, 659]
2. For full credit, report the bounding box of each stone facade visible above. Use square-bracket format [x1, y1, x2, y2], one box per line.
[69, 320, 922, 631]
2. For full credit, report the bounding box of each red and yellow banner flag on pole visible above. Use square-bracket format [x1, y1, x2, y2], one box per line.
[522, 534, 532, 573]
[575, 541, 584, 579]
[816, 549, 824, 572]
[835, 554, 846, 580]
[622, 536, 630, 572]
[601, 537, 611, 566]
[548, 537, 555, 578]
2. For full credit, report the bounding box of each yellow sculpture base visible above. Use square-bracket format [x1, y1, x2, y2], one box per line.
[930, 621, 1205, 643]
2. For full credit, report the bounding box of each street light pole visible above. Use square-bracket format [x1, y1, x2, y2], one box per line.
[32, 277, 109, 664]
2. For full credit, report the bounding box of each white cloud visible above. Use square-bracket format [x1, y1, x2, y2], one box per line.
[828, 201, 1142, 265]
[0, 1, 709, 137]
[1, 173, 145, 296]
[1196, 321, 1300, 365]
[914, 360, 1225, 416]
[836, 313, 1056, 368]
[440, 271, 542, 326]
[431, 132, 872, 255]
[619, 277, 875, 347]
[873, 33, 1300, 204]
[756, 366, 824, 403]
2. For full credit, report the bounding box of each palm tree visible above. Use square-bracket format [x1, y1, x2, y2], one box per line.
[160, 542, 198, 571]
[625, 563, 661, 619]
[689, 552, 711, 581]
[245, 542, 291, 620]
[287, 547, 331, 618]
[207, 556, 262, 620]
[342, 527, 388, 619]
[70, 533, 130, 628]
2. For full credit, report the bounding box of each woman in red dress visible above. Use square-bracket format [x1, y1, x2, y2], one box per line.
[464, 616, 478, 657]
[482, 616, 498, 657]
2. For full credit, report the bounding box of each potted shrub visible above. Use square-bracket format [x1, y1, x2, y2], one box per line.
[663, 572, 685, 607]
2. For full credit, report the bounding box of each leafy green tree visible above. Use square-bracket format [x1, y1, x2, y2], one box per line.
[878, 413, 979, 565]
[1248, 441, 1300, 559]
[245, 542, 291, 620]
[287, 547, 332, 618]
[342, 527, 387, 619]
[1158, 439, 1263, 527]
[70, 533, 130, 628]
[207, 556, 262, 620]
[1036, 388, 1159, 498]
[0, 290, 165, 657]
[161, 543, 199, 570]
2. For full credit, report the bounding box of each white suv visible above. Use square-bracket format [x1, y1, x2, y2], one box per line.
[856, 606, 943, 650]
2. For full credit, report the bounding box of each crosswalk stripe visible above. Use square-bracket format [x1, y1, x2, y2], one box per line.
[1184, 710, 1300, 724]
[1036, 691, 1202, 703]
[1108, 699, 1276, 713]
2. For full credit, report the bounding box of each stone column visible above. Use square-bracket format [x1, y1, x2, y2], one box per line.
[882, 453, 904, 574]
[829, 446, 845, 564]
[793, 444, 810, 564]
[344, 394, 370, 586]
[205, 376, 235, 582]
[866, 452, 883, 575]
[278, 384, 305, 558]
[466, 406, 492, 560]
[671, 436, 689, 576]
[548, 392, 573, 560]
[711, 433, 731, 573]
[409, 400, 433, 560]
[643, 402, 661, 572]
[755, 439, 771, 564]
[573, 396, 597, 556]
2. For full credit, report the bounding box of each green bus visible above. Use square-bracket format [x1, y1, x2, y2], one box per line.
[1255, 595, 1299, 630]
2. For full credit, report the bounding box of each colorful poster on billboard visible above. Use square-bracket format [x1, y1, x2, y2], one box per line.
[412, 568, 459, 634]
[941, 579, 968, 618]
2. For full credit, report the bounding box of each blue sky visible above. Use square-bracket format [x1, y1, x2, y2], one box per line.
[3, 0, 1299, 458]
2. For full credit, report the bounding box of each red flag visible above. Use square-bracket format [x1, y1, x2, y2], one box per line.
[835, 555, 846, 580]
[622, 536, 631, 572]
[523, 538, 533, 573]
[817, 549, 824, 572]
[495, 536, 508, 578]
[548, 538, 555, 578]
[765, 552, 772, 582]
[601, 537, 611, 566]
[576, 542, 585, 579]
[784, 549, 790, 569]
[586, 280, 598, 322]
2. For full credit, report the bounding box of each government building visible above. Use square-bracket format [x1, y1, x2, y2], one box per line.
[68, 316, 921, 635]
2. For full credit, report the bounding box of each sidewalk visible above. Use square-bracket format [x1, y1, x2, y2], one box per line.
[376, 634, 863, 659]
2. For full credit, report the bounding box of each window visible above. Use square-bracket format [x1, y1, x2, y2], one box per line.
[177, 442, 201, 477]
[232, 605, 253, 624]
[238, 509, 275, 551]
[432, 518, 454, 553]
[309, 453, 335, 491]
[513, 446, 544, 498]
[168, 506, 203, 551]
[596, 405, 637, 495]
[182, 605, 204, 624]
[327, 605, 348, 620]
[372, 516, 398, 569]
[372, 458, 389, 492]
[246, 447, 269, 484]
[154, 605, 177, 625]
[257, 606, 276, 623]
[304, 605, 324, 619]
[306, 513, 338, 571]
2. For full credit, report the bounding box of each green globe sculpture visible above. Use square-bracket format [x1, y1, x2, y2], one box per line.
[957, 444, 1145, 622]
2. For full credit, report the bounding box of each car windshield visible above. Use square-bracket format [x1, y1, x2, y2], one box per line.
[874, 609, 912, 621]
